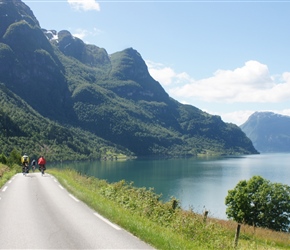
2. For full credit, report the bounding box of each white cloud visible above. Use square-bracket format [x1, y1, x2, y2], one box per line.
[146, 60, 290, 125]
[72, 28, 102, 41]
[217, 110, 255, 126]
[147, 60, 290, 104]
[72, 29, 88, 40]
[67, 0, 100, 11]
[146, 61, 177, 86]
[146, 60, 192, 88]
[279, 108, 290, 117]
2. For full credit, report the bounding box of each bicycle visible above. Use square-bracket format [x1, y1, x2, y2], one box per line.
[39, 165, 46, 176]
[22, 162, 29, 175]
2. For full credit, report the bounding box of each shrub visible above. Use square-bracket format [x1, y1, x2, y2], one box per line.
[225, 175, 290, 232]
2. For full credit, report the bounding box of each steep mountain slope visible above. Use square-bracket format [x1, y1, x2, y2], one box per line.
[0, 0, 258, 158]
[240, 112, 290, 153]
[0, 83, 131, 161]
[0, 12, 74, 123]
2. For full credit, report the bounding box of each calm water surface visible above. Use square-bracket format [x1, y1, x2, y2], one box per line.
[57, 153, 290, 219]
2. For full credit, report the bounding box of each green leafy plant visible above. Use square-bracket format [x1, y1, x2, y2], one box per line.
[225, 175, 290, 232]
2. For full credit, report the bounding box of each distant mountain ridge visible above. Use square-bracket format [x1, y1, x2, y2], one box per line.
[0, 0, 258, 158]
[240, 112, 290, 153]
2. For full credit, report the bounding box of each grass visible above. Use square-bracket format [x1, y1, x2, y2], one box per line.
[47, 168, 289, 250]
[0, 165, 289, 249]
[0, 163, 18, 187]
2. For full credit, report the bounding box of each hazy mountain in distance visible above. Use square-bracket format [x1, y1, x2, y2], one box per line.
[240, 111, 290, 153]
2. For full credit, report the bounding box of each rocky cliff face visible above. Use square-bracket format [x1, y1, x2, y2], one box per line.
[0, 0, 39, 37]
[240, 112, 290, 153]
[44, 29, 111, 68]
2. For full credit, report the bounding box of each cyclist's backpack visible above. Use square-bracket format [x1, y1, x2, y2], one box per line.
[21, 155, 29, 164]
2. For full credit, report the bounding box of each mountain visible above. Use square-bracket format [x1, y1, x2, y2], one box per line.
[0, 0, 258, 159]
[0, 83, 132, 161]
[240, 112, 290, 153]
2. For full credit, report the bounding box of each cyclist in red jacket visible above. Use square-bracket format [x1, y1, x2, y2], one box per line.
[38, 156, 46, 175]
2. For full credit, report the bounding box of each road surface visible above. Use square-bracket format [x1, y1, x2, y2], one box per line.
[0, 172, 154, 249]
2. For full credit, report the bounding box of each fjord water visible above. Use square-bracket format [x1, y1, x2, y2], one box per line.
[58, 153, 290, 219]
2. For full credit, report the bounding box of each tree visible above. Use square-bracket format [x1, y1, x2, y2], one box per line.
[7, 148, 21, 167]
[0, 153, 7, 164]
[225, 175, 290, 232]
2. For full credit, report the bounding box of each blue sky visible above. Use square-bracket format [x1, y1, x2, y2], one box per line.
[22, 0, 290, 125]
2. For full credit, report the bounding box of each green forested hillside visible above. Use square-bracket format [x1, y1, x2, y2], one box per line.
[0, 84, 132, 161]
[0, 0, 258, 159]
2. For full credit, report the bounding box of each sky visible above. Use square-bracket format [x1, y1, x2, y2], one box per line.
[22, 0, 290, 125]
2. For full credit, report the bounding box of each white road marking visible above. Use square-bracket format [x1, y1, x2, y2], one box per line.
[69, 194, 79, 202]
[2, 186, 8, 192]
[8, 180, 12, 184]
[94, 213, 121, 230]
[58, 185, 64, 190]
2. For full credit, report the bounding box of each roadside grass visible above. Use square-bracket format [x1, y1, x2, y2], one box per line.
[211, 219, 290, 249]
[47, 168, 290, 250]
[0, 163, 18, 187]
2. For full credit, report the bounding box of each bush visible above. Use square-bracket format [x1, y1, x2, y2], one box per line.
[0, 153, 7, 164]
[7, 148, 21, 167]
[225, 175, 290, 232]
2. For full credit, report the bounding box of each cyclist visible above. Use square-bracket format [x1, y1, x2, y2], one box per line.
[31, 159, 36, 172]
[38, 156, 46, 175]
[21, 154, 30, 175]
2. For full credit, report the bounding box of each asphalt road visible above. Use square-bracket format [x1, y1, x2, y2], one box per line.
[0, 172, 154, 249]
